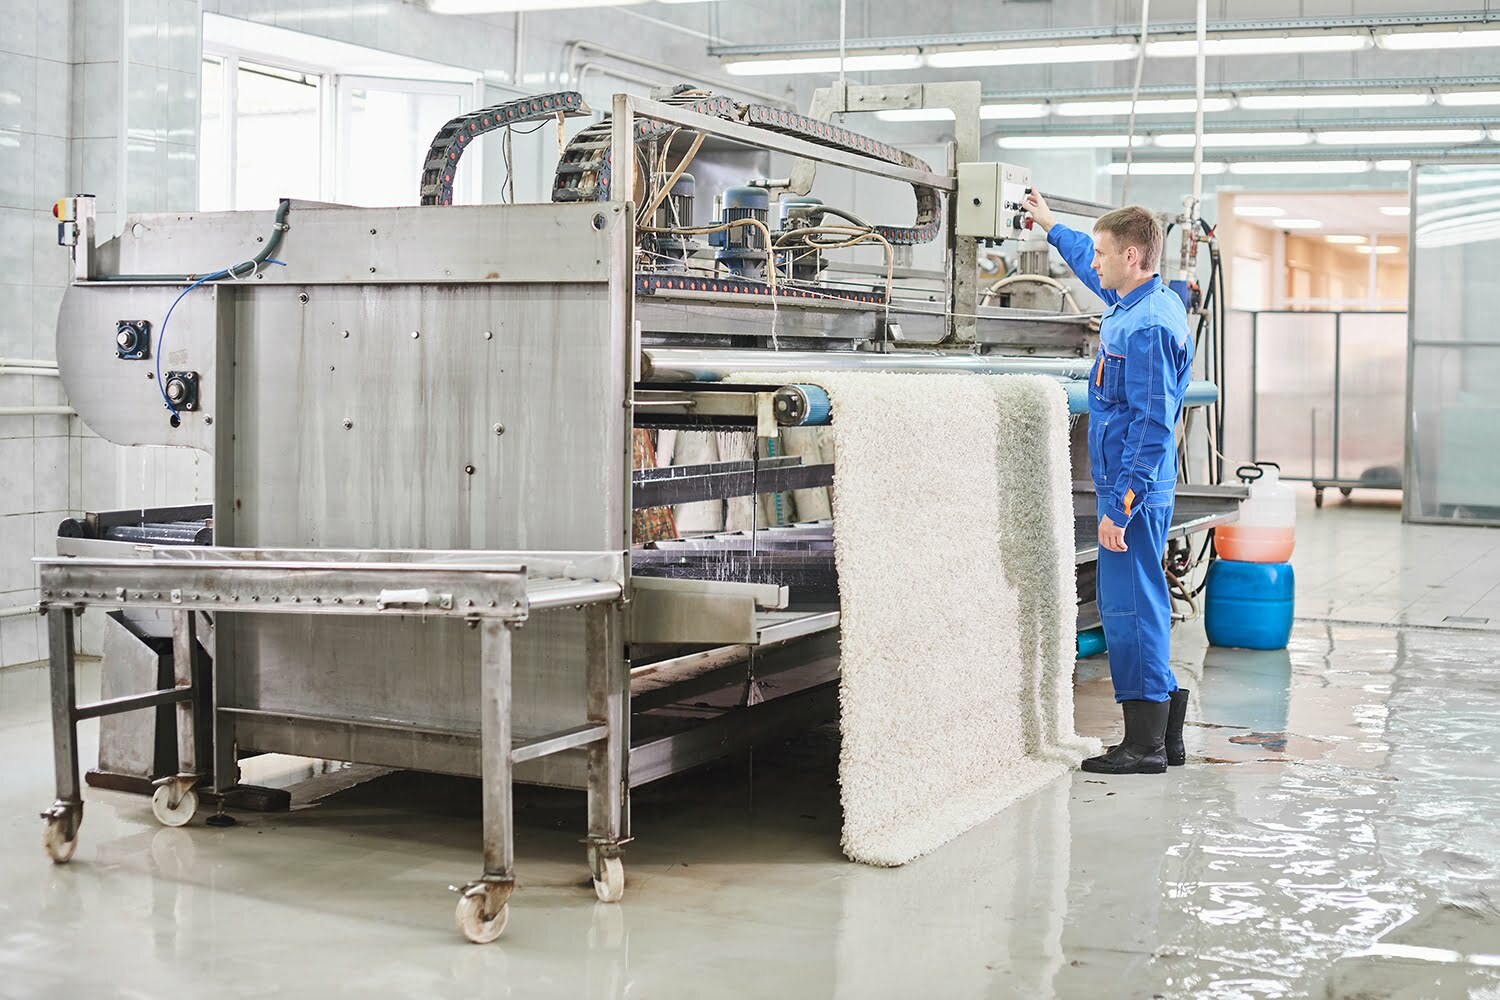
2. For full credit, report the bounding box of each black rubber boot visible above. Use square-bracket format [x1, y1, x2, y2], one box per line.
[1081, 700, 1169, 774]
[1166, 688, 1190, 767]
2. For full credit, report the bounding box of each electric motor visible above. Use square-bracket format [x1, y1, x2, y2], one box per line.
[714, 184, 769, 278]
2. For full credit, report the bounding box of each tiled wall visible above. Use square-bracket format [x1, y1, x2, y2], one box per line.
[0, 0, 200, 668]
[1, 0, 74, 667]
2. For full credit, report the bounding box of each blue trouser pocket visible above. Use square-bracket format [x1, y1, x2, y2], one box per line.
[1095, 502, 1177, 703]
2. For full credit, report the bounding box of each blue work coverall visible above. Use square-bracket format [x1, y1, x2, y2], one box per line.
[1047, 224, 1194, 703]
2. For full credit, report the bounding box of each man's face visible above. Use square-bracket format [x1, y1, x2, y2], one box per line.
[1091, 230, 1139, 292]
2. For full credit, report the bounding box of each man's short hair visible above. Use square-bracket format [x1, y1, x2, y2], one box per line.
[1094, 206, 1162, 272]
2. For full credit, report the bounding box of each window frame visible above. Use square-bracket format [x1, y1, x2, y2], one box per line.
[200, 45, 484, 210]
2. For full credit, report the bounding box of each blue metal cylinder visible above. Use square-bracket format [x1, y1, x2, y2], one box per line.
[772, 384, 832, 426]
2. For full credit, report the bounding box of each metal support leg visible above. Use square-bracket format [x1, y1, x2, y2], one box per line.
[479, 618, 515, 882]
[41, 608, 82, 862]
[149, 611, 202, 827]
[585, 603, 629, 903]
[455, 618, 517, 944]
[172, 611, 199, 779]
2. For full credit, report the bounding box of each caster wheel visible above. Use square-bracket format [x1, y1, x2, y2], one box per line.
[42, 819, 77, 864]
[594, 857, 624, 904]
[1314, 490, 1324, 509]
[456, 888, 510, 944]
[151, 785, 198, 828]
[1340, 487, 1353, 498]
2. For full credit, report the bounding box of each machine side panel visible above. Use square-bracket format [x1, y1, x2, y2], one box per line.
[224, 223, 630, 786]
[56, 284, 220, 450]
[106, 203, 619, 285]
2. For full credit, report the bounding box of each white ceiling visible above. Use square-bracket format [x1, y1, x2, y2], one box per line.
[1226, 191, 1412, 237]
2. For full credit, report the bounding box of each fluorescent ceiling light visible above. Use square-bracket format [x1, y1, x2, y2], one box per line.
[1057, 97, 1234, 116]
[655, 0, 723, 3]
[1238, 92, 1430, 110]
[926, 42, 1138, 68]
[1379, 29, 1500, 50]
[1356, 245, 1401, 254]
[1375, 159, 1412, 172]
[874, 108, 955, 122]
[1154, 131, 1309, 148]
[1380, 206, 1411, 216]
[1271, 218, 1323, 229]
[429, 0, 640, 9]
[1104, 161, 1227, 175]
[724, 53, 923, 76]
[1316, 128, 1486, 146]
[1439, 89, 1500, 106]
[998, 134, 1144, 150]
[1325, 235, 1369, 244]
[980, 103, 1051, 120]
[1147, 34, 1371, 57]
[1228, 160, 1372, 175]
[1233, 205, 1286, 217]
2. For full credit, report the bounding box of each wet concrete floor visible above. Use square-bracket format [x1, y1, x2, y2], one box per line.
[2, 497, 1498, 998]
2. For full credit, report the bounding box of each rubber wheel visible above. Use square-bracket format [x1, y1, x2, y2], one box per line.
[594, 856, 625, 904]
[42, 819, 77, 864]
[456, 891, 510, 944]
[1340, 487, 1353, 498]
[151, 785, 198, 828]
[1315, 490, 1324, 509]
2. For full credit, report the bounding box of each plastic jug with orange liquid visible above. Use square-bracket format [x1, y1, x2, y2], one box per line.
[1214, 462, 1296, 563]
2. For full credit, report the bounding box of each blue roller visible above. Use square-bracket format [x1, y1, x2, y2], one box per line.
[1062, 377, 1216, 414]
[772, 384, 832, 427]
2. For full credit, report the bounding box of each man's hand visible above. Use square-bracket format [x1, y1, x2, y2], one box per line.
[1098, 515, 1127, 553]
[1023, 188, 1056, 233]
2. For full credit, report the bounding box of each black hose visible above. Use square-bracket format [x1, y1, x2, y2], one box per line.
[819, 205, 874, 230]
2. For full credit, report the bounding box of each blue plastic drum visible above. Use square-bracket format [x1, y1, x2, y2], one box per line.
[1204, 559, 1295, 650]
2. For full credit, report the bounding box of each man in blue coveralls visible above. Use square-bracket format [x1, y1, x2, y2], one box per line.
[1024, 189, 1193, 775]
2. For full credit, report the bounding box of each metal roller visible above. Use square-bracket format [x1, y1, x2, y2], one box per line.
[641, 348, 1096, 383]
[103, 524, 213, 546]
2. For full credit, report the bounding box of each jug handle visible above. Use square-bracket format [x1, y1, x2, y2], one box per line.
[1237, 463, 1264, 482]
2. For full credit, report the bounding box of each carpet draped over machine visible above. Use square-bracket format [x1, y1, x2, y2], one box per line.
[749, 372, 1100, 866]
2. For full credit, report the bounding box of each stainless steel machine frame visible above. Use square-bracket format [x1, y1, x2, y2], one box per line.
[36, 549, 624, 943]
[42, 85, 1236, 946]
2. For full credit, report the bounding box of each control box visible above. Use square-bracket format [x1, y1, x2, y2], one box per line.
[956, 161, 1032, 241]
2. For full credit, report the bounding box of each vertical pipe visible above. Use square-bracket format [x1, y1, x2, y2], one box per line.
[480, 619, 515, 878]
[1192, 0, 1207, 216]
[838, 0, 847, 88]
[48, 608, 80, 807]
[1250, 311, 1260, 460]
[1333, 312, 1343, 482]
[1121, 0, 1152, 203]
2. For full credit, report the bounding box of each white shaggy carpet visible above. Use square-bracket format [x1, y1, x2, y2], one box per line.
[740, 372, 1099, 866]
